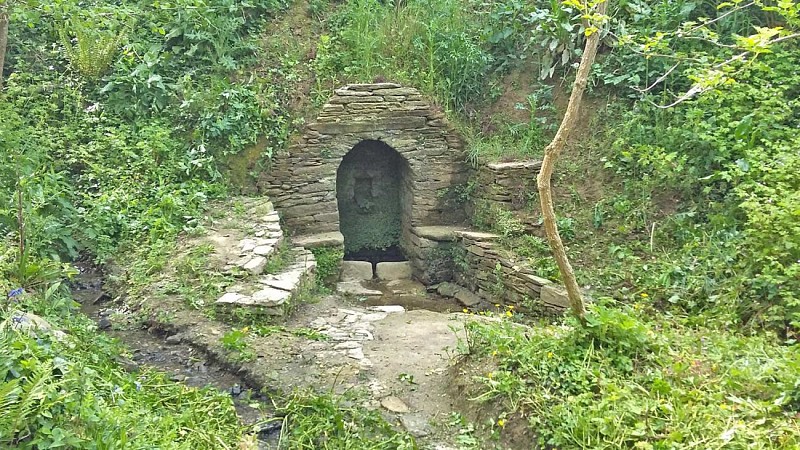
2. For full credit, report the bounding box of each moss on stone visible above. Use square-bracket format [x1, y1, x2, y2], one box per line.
[310, 246, 344, 287]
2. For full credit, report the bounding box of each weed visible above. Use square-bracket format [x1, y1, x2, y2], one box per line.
[464, 300, 800, 448]
[272, 390, 416, 449]
[0, 289, 243, 448]
[310, 246, 343, 288]
[221, 327, 256, 362]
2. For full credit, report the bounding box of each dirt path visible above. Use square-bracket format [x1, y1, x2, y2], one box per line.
[77, 264, 476, 448]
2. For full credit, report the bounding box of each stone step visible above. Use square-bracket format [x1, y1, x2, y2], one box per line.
[231, 208, 285, 276]
[292, 231, 344, 249]
[433, 282, 485, 308]
[216, 247, 317, 313]
[336, 281, 383, 297]
[375, 261, 412, 281]
[411, 225, 467, 242]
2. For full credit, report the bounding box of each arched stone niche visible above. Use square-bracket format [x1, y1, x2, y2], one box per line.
[261, 83, 468, 257]
[335, 140, 411, 255]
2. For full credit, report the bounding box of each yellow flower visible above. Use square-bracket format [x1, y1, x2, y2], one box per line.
[487, 372, 493, 379]
[462, 308, 468, 313]
[492, 351, 498, 356]
[495, 303, 501, 308]
[241, 327, 249, 333]
[505, 311, 513, 317]
[547, 352, 554, 358]
[506, 305, 514, 309]
[497, 419, 506, 428]
[640, 293, 649, 298]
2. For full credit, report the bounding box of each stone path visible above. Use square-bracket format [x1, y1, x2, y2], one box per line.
[206, 199, 317, 315]
[289, 295, 470, 443]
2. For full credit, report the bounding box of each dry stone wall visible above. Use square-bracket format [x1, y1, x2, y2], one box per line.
[470, 161, 542, 231]
[260, 83, 468, 240]
[453, 230, 570, 312]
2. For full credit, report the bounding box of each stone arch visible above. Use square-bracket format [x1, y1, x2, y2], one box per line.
[260, 82, 468, 266]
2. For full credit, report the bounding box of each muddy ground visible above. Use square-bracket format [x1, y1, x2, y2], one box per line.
[73, 264, 498, 449]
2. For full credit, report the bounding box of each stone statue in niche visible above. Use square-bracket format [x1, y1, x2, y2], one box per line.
[353, 176, 374, 212]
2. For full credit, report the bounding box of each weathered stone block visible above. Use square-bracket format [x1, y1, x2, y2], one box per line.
[334, 88, 373, 96]
[436, 282, 461, 298]
[455, 289, 482, 307]
[294, 232, 345, 248]
[340, 261, 373, 281]
[541, 284, 570, 309]
[375, 261, 412, 281]
[346, 83, 402, 91]
[322, 104, 345, 112]
[328, 95, 384, 104]
[251, 287, 291, 307]
[243, 256, 267, 275]
[372, 87, 420, 96]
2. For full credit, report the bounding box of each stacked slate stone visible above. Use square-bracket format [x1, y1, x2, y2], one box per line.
[452, 230, 570, 311]
[260, 83, 468, 239]
[470, 161, 542, 229]
[215, 201, 318, 316]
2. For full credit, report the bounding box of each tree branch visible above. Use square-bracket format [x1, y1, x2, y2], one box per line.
[537, 0, 608, 323]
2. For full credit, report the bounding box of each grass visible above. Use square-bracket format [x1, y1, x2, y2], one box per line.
[462, 301, 800, 449]
[270, 390, 417, 449]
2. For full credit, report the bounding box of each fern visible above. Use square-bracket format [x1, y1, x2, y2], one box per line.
[4, 361, 59, 444]
[0, 379, 22, 435]
[60, 18, 122, 80]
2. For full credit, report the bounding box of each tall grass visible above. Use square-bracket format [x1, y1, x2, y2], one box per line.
[327, 0, 494, 111]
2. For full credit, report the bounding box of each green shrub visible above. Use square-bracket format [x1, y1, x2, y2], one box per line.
[604, 47, 800, 333]
[465, 303, 800, 448]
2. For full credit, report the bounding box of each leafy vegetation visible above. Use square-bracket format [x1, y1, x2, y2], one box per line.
[0, 287, 244, 448]
[2, 0, 800, 448]
[465, 302, 800, 448]
[272, 390, 416, 449]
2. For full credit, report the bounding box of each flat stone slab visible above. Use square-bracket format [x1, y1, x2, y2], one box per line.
[343, 82, 402, 91]
[523, 273, 552, 287]
[381, 396, 410, 413]
[216, 292, 249, 305]
[454, 230, 501, 241]
[487, 160, 543, 171]
[293, 231, 344, 248]
[368, 305, 405, 313]
[340, 261, 373, 281]
[541, 284, 570, 309]
[336, 281, 382, 297]
[375, 261, 412, 281]
[259, 266, 306, 292]
[243, 256, 267, 275]
[253, 245, 275, 257]
[412, 226, 463, 242]
[251, 287, 291, 307]
[454, 290, 482, 307]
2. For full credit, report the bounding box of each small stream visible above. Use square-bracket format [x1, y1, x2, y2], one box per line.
[71, 263, 280, 444]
